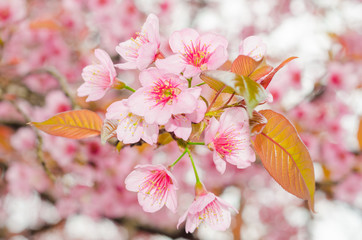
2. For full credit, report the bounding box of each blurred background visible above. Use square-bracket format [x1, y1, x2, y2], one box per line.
[0, 0, 361, 239]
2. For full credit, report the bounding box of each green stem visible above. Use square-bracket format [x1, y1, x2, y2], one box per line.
[187, 142, 205, 145]
[169, 149, 187, 168]
[124, 85, 136, 92]
[186, 147, 201, 184]
[187, 78, 193, 88]
[194, 82, 206, 87]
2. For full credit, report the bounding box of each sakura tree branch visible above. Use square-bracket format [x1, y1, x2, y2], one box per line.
[8, 99, 55, 181]
[25, 67, 79, 109]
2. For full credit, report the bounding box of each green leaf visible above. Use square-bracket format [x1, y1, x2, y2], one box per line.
[234, 75, 268, 116]
[200, 70, 267, 116]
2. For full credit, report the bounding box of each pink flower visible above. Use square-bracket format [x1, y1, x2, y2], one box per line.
[156, 28, 228, 78]
[77, 49, 116, 101]
[239, 36, 266, 61]
[106, 99, 159, 145]
[165, 100, 206, 140]
[125, 164, 178, 213]
[128, 68, 201, 125]
[177, 191, 236, 233]
[204, 108, 255, 174]
[115, 14, 160, 70]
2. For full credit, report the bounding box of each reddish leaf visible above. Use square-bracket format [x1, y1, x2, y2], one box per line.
[249, 111, 267, 135]
[31, 110, 102, 139]
[231, 55, 259, 77]
[29, 18, 61, 31]
[254, 110, 315, 212]
[260, 56, 298, 88]
[249, 65, 273, 81]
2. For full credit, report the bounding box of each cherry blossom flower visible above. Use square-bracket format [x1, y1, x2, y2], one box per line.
[77, 49, 116, 101]
[115, 13, 160, 70]
[177, 190, 236, 233]
[156, 28, 228, 78]
[239, 36, 266, 61]
[128, 68, 201, 125]
[106, 99, 159, 145]
[125, 164, 178, 213]
[165, 99, 206, 140]
[204, 108, 255, 174]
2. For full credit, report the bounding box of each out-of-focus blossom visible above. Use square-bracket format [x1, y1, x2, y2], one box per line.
[77, 49, 116, 101]
[116, 14, 160, 70]
[125, 164, 178, 213]
[156, 28, 228, 78]
[106, 99, 159, 145]
[0, 0, 26, 28]
[204, 108, 255, 174]
[177, 190, 236, 233]
[6, 162, 50, 196]
[239, 36, 266, 61]
[128, 68, 201, 125]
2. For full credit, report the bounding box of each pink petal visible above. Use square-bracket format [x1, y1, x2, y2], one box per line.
[115, 61, 137, 70]
[204, 117, 220, 145]
[105, 100, 129, 120]
[188, 193, 215, 214]
[165, 187, 178, 213]
[137, 42, 158, 70]
[183, 64, 202, 78]
[206, 45, 228, 70]
[124, 170, 149, 192]
[213, 151, 226, 174]
[137, 191, 165, 213]
[186, 100, 207, 123]
[169, 28, 199, 53]
[198, 33, 228, 53]
[239, 36, 267, 61]
[139, 67, 163, 87]
[94, 48, 116, 82]
[155, 54, 185, 75]
[141, 122, 159, 145]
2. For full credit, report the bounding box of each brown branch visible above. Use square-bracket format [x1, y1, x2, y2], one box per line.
[25, 68, 79, 109]
[7, 99, 55, 182]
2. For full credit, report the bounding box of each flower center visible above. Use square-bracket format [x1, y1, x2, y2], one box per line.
[211, 127, 241, 158]
[182, 41, 211, 67]
[140, 170, 171, 203]
[149, 78, 181, 107]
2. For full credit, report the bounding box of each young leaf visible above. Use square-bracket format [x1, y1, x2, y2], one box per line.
[260, 56, 298, 88]
[249, 110, 267, 135]
[31, 110, 102, 139]
[231, 55, 260, 76]
[233, 75, 268, 116]
[200, 70, 268, 116]
[200, 71, 235, 94]
[101, 119, 118, 144]
[254, 110, 315, 212]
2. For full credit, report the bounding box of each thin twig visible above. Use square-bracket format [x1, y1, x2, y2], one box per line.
[8, 99, 55, 181]
[25, 68, 79, 109]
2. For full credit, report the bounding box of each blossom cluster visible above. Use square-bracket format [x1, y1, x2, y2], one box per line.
[77, 14, 267, 232]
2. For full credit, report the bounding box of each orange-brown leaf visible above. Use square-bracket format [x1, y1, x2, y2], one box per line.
[254, 110, 315, 212]
[31, 110, 102, 139]
[231, 55, 259, 76]
[29, 19, 61, 31]
[358, 118, 362, 150]
[260, 56, 298, 88]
